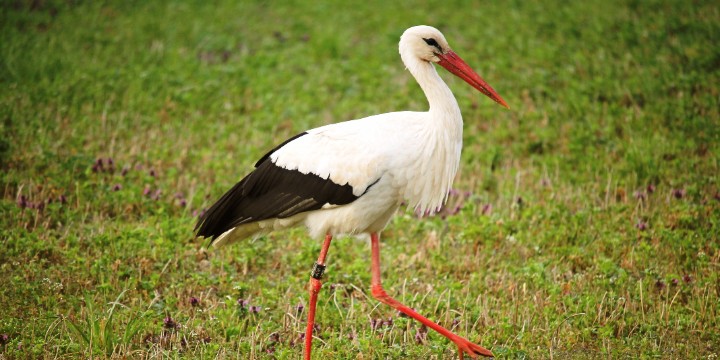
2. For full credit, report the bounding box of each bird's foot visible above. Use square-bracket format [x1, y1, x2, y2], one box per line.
[451, 335, 493, 358]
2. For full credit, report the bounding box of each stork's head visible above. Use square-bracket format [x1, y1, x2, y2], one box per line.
[400, 25, 452, 63]
[400, 25, 509, 108]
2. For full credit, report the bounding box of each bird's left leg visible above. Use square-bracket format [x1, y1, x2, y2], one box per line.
[304, 233, 333, 360]
[369, 232, 493, 358]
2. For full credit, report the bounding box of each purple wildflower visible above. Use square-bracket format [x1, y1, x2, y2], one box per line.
[370, 318, 381, 331]
[0, 334, 8, 345]
[414, 325, 428, 344]
[151, 189, 161, 201]
[646, 184, 656, 194]
[237, 299, 249, 308]
[149, 169, 156, 177]
[383, 317, 394, 327]
[481, 203, 492, 215]
[92, 158, 104, 173]
[672, 188, 685, 199]
[635, 220, 648, 231]
[106, 158, 115, 172]
[163, 316, 177, 329]
[121, 165, 130, 176]
[112, 184, 122, 192]
[189, 297, 200, 307]
[655, 279, 666, 291]
[633, 190, 646, 201]
[347, 332, 356, 340]
[290, 333, 305, 347]
[175, 193, 187, 207]
[17, 195, 28, 209]
[249, 305, 261, 313]
[295, 303, 305, 315]
[58, 194, 67, 204]
[452, 204, 461, 215]
[143, 185, 151, 196]
[683, 274, 693, 284]
[269, 332, 280, 343]
[451, 318, 460, 329]
[671, 278, 679, 286]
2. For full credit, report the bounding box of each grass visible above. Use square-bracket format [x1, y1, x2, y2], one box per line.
[1, 0, 718, 358]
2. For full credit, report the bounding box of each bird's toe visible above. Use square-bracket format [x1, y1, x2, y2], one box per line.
[452, 336, 493, 358]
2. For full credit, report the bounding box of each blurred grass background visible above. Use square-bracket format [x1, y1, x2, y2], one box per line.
[1, 0, 718, 358]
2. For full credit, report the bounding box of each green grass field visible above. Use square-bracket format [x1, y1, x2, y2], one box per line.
[1, 0, 718, 358]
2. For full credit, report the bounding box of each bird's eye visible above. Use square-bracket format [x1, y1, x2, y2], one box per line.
[423, 38, 443, 52]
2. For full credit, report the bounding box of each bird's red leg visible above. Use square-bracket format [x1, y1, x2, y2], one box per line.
[304, 233, 333, 360]
[369, 233, 493, 358]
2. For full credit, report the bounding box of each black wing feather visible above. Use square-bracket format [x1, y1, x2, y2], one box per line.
[195, 146, 360, 240]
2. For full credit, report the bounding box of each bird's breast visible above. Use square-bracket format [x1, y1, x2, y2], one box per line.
[389, 127, 462, 214]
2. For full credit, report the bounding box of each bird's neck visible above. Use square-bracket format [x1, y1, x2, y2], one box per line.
[403, 56, 463, 131]
[400, 55, 465, 213]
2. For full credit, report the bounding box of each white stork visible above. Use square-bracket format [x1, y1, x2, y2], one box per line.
[196, 25, 508, 359]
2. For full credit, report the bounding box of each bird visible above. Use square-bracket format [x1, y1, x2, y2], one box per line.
[195, 25, 508, 359]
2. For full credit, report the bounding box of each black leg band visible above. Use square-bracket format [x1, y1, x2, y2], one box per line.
[311, 262, 326, 280]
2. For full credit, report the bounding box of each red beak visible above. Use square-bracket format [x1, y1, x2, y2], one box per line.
[437, 51, 509, 109]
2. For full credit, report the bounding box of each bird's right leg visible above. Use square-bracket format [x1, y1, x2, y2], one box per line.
[369, 232, 493, 358]
[304, 233, 333, 360]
